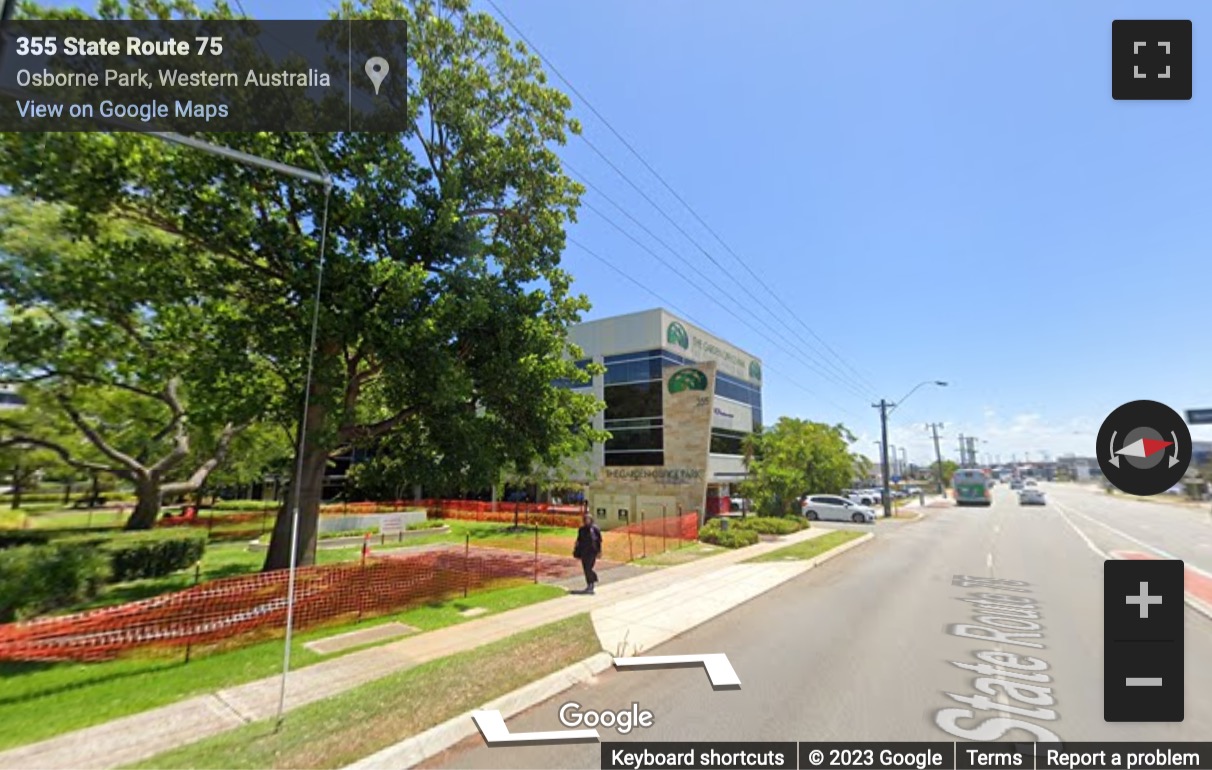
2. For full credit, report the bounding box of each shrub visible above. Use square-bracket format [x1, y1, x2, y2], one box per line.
[698, 519, 760, 548]
[0, 530, 54, 549]
[104, 531, 209, 582]
[406, 521, 444, 530]
[319, 528, 377, 540]
[732, 516, 807, 536]
[212, 499, 280, 511]
[0, 541, 111, 621]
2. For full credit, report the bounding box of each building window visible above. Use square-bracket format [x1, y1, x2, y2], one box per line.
[604, 381, 662, 421]
[605, 450, 665, 467]
[603, 352, 662, 385]
[710, 428, 746, 456]
[606, 426, 664, 452]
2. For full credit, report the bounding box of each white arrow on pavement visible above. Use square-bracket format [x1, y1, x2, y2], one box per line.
[613, 653, 741, 689]
[471, 709, 600, 746]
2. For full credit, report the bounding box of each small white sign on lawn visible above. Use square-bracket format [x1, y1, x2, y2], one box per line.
[380, 514, 405, 536]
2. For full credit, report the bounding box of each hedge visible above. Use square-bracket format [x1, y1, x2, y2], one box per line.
[0, 542, 111, 622]
[88, 530, 208, 582]
[212, 499, 281, 511]
[731, 516, 808, 536]
[698, 519, 760, 548]
[0, 530, 208, 621]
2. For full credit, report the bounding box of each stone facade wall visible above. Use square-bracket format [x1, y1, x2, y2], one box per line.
[588, 361, 716, 528]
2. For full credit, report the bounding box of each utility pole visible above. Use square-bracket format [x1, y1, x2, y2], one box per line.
[876, 400, 892, 518]
[928, 423, 945, 494]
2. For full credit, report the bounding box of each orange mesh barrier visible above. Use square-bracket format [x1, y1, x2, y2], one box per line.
[0, 546, 583, 663]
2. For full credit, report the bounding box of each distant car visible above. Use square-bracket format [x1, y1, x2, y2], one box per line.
[842, 489, 879, 506]
[906, 486, 921, 495]
[801, 495, 876, 523]
[1010, 479, 1024, 490]
[1019, 488, 1046, 505]
[1024, 479, 1038, 488]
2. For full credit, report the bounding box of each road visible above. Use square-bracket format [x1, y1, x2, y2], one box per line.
[425, 484, 1212, 768]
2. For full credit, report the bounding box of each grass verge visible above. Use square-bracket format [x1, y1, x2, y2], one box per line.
[633, 543, 724, 567]
[743, 530, 864, 563]
[0, 582, 565, 752]
[129, 613, 601, 770]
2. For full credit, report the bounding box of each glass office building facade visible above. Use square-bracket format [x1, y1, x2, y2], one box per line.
[564, 309, 763, 516]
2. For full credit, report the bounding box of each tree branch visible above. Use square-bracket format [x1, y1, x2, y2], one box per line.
[56, 395, 146, 473]
[337, 406, 419, 442]
[0, 434, 124, 476]
[148, 378, 191, 476]
[159, 421, 248, 496]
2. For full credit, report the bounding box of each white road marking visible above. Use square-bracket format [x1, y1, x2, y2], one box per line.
[1052, 500, 1110, 559]
[1059, 502, 1212, 579]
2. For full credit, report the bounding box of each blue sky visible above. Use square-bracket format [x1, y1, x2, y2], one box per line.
[46, 0, 1212, 464]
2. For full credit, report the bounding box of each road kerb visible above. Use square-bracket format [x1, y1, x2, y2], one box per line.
[341, 531, 876, 770]
[342, 652, 615, 770]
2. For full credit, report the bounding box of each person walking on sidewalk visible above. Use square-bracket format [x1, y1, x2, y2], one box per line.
[573, 512, 603, 594]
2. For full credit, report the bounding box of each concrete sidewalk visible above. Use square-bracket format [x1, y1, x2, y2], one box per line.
[0, 525, 871, 770]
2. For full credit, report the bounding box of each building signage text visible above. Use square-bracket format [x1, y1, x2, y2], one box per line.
[603, 468, 704, 484]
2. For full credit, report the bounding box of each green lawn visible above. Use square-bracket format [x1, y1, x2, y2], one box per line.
[130, 613, 601, 770]
[744, 530, 865, 563]
[0, 581, 565, 752]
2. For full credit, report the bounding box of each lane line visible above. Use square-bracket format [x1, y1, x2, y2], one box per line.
[1061, 502, 1212, 579]
[1053, 499, 1212, 622]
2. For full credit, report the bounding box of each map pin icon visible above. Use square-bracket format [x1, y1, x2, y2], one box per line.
[364, 57, 389, 95]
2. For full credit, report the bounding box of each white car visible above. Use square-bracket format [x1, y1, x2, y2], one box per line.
[801, 495, 876, 523]
[843, 489, 879, 506]
[1019, 488, 1046, 505]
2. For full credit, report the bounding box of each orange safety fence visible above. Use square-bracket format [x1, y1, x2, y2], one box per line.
[0, 546, 583, 663]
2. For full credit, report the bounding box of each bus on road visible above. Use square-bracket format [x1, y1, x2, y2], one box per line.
[952, 468, 992, 506]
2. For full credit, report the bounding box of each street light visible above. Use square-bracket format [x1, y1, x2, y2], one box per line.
[874, 381, 948, 518]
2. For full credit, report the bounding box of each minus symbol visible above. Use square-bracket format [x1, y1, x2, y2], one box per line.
[1126, 677, 1163, 686]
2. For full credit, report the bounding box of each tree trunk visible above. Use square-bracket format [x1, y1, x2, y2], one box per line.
[11, 465, 21, 510]
[125, 476, 162, 530]
[263, 446, 327, 570]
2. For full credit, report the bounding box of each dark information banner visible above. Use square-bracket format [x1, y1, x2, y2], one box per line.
[0, 19, 407, 131]
[599, 743, 1212, 770]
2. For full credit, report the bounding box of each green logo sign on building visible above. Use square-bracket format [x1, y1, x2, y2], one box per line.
[666, 321, 690, 350]
[748, 360, 762, 381]
[668, 368, 709, 394]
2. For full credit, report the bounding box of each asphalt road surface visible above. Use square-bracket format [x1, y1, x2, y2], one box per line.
[425, 484, 1212, 768]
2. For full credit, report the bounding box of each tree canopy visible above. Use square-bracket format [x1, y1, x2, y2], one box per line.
[741, 417, 860, 516]
[0, 0, 604, 567]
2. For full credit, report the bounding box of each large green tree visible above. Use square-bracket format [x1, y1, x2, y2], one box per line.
[1, 0, 601, 567]
[741, 417, 860, 516]
[0, 198, 269, 528]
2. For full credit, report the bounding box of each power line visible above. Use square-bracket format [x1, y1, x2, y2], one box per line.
[576, 194, 870, 399]
[575, 193, 874, 402]
[485, 0, 880, 397]
[566, 160, 874, 400]
[568, 237, 863, 421]
[574, 132, 873, 399]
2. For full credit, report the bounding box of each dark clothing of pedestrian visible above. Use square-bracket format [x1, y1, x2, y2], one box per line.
[573, 523, 603, 592]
